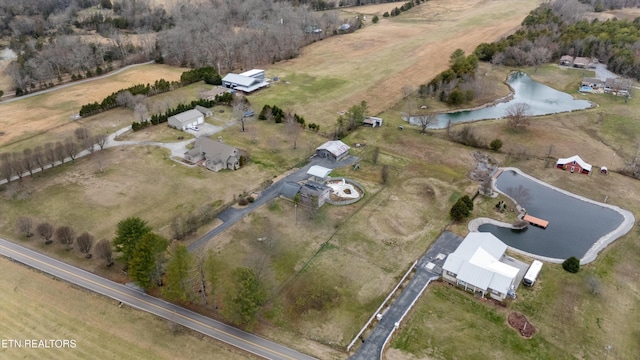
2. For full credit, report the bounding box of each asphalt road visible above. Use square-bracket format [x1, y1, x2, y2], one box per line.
[0, 237, 316, 360]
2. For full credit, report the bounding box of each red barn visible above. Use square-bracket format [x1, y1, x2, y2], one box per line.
[556, 155, 592, 175]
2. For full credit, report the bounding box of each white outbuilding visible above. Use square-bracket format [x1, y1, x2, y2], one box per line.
[168, 109, 205, 131]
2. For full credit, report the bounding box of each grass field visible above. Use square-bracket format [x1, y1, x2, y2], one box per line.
[8, 0, 640, 359]
[0, 64, 186, 149]
[0, 257, 253, 360]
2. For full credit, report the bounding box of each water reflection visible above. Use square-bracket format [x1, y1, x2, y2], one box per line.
[410, 72, 594, 129]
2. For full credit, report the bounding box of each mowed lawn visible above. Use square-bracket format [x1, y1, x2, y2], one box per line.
[0, 64, 186, 148]
[0, 257, 252, 360]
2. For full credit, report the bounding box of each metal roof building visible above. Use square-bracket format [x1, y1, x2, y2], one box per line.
[442, 232, 519, 300]
[315, 140, 350, 161]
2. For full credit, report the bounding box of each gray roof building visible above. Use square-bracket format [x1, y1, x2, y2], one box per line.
[185, 137, 240, 172]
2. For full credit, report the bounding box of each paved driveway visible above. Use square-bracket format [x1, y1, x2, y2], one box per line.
[350, 231, 464, 360]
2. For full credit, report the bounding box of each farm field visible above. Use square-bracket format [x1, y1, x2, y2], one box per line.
[0, 257, 252, 360]
[250, 0, 544, 128]
[5, 1, 640, 360]
[0, 64, 186, 149]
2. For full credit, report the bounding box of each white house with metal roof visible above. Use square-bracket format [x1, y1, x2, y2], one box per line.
[442, 232, 519, 301]
[168, 109, 205, 130]
[315, 140, 350, 161]
[221, 69, 269, 93]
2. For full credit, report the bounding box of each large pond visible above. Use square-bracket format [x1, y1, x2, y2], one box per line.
[411, 72, 594, 129]
[478, 169, 629, 261]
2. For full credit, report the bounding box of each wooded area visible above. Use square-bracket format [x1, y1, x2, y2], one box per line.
[0, 0, 345, 94]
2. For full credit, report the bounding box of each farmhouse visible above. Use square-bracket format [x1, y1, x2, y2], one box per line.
[559, 55, 574, 66]
[315, 140, 350, 161]
[184, 137, 240, 172]
[556, 155, 592, 175]
[442, 232, 520, 301]
[300, 181, 331, 208]
[168, 109, 205, 130]
[221, 69, 269, 93]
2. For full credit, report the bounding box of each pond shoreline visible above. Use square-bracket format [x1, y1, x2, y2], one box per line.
[469, 167, 635, 264]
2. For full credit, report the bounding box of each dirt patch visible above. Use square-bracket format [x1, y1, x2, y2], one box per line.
[508, 312, 536, 338]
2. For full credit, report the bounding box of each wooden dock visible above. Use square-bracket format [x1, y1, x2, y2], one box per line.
[523, 214, 549, 229]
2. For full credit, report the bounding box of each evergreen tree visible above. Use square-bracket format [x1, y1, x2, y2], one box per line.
[113, 217, 152, 263]
[227, 267, 267, 329]
[128, 232, 169, 289]
[163, 244, 194, 302]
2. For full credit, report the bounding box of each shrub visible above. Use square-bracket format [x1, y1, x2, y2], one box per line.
[490, 139, 503, 152]
[372, 15, 379, 24]
[247, 196, 255, 203]
[460, 195, 474, 211]
[562, 256, 580, 273]
[383, 11, 390, 17]
[238, 197, 249, 206]
[450, 199, 470, 221]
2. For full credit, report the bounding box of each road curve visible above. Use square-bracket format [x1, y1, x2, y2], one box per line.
[0, 237, 316, 360]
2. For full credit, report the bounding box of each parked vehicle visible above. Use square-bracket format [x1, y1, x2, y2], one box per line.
[523, 260, 543, 287]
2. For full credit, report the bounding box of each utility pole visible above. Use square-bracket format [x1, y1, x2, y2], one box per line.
[604, 344, 612, 360]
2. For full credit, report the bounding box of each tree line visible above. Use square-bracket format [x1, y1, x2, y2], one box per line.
[0, 128, 107, 183]
[474, 0, 640, 80]
[79, 67, 222, 117]
[15, 216, 114, 267]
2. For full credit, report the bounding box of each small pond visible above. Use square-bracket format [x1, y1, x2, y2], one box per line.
[411, 72, 594, 129]
[478, 169, 628, 261]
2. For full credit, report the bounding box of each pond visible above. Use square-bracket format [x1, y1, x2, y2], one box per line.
[478, 168, 633, 262]
[410, 72, 594, 129]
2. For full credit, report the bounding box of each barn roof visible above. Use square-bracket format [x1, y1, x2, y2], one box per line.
[222, 74, 260, 87]
[556, 155, 592, 171]
[316, 140, 350, 157]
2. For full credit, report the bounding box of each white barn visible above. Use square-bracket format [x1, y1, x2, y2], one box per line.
[221, 69, 269, 93]
[168, 109, 204, 131]
[442, 232, 519, 301]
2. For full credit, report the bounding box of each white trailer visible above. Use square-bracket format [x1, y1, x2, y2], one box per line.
[523, 260, 543, 287]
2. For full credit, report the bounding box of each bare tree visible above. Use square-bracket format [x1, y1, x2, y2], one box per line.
[22, 148, 35, 176]
[505, 103, 531, 132]
[55, 141, 66, 164]
[233, 95, 250, 132]
[76, 232, 95, 258]
[37, 222, 55, 244]
[285, 112, 302, 149]
[16, 217, 34, 238]
[134, 102, 149, 122]
[11, 152, 25, 181]
[64, 138, 78, 162]
[74, 127, 90, 142]
[414, 113, 437, 134]
[94, 133, 108, 150]
[33, 146, 46, 172]
[0, 153, 12, 183]
[56, 225, 76, 250]
[529, 46, 552, 73]
[44, 142, 56, 167]
[94, 239, 114, 267]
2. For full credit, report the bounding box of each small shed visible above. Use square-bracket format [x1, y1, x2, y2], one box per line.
[600, 166, 608, 175]
[316, 140, 350, 161]
[363, 116, 383, 127]
[307, 165, 332, 182]
[556, 155, 592, 175]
